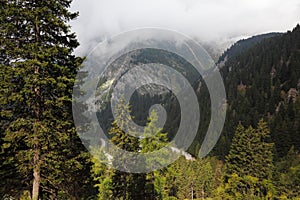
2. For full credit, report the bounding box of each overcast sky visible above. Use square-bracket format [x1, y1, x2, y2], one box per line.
[70, 0, 300, 55]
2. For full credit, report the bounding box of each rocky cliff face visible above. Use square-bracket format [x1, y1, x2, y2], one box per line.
[94, 48, 206, 137]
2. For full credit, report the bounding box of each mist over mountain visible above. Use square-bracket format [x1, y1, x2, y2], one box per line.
[92, 25, 300, 160]
[70, 0, 300, 56]
[218, 32, 283, 65]
[2, 1, 300, 199]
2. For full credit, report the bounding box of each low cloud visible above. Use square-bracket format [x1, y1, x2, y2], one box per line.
[70, 0, 300, 55]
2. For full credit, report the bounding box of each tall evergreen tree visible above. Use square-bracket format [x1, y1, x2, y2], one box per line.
[90, 146, 114, 200]
[140, 110, 169, 200]
[224, 120, 275, 198]
[98, 98, 146, 200]
[225, 123, 248, 176]
[174, 157, 213, 200]
[0, 0, 94, 199]
[226, 120, 274, 179]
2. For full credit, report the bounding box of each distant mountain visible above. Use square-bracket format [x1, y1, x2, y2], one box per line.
[87, 25, 300, 160]
[95, 48, 203, 142]
[214, 25, 300, 159]
[217, 32, 283, 65]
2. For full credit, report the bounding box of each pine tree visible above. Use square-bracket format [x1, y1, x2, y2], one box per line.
[109, 98, 146, 199]
[140, 110, 168, 153]
[224, 120, 275, 198]
[252, 119, 274, 179]
[173, 157, 213, 200]
[225, 123, 248, 176]
[90, 147, 114, 200]
[274, 146, 300, 198]
[140, 110, 168, 200]
[226, 120, 274, 179]
[0, 0, 93, 199]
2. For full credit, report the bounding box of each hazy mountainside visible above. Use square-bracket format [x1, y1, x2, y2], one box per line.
[94, 26, 300, 160]
[95, 48, 206, 143]
[215, 25, 300, 159]
[217, 32, 283, 65]
[2, 1, 299, 198]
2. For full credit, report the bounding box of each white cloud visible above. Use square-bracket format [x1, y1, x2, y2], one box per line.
[70, 0, 300, 55]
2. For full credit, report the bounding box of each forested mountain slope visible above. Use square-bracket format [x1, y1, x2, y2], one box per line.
[218, 32, 283, 65]
[93, 26, 300, 160]
[214, 25, 300, 159]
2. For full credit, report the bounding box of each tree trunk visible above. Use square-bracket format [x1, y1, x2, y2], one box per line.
[32, 142, 40, 200]
[32, 26, 41, 198]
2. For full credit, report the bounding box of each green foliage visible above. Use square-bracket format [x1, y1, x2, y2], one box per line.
[224, 120, 275, 199]
[110, 99, 146, 200]
[91, 99, 146, 200]
[141, 110, 168, 153]
[140, 110, 169, 199]
[162, 156, 214, 200]
[90, 147, 114, 200]
[180, 159, 213, 199]
[0, 0, 95, 199]
[274, 146, 300, 198]
[1, 0, 299, 198]
[216, 25, 300, 159]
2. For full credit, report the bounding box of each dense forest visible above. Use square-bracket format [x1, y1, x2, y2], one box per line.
[217, 32, 283, 64]
[0, 0, 299, 199]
